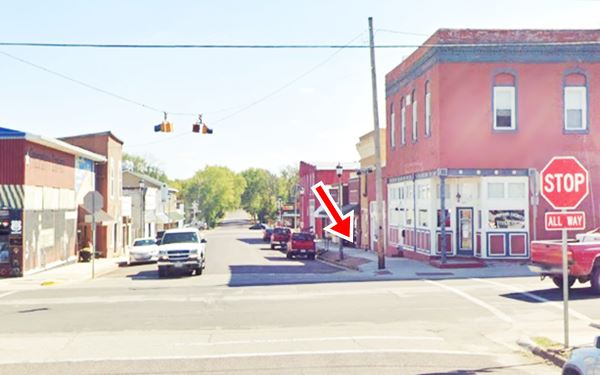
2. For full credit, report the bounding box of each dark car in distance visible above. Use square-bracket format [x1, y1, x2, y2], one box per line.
[249, 223, 267, 230]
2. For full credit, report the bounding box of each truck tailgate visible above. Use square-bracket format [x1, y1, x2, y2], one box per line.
[530, 240, 564, 266]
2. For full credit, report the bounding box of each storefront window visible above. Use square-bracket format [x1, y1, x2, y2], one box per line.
[436, 209, 451, 228]
[406, 209, 414, 226]
[488, 210, 526, 229]
[0, 241, 9, 264]
[487, 183, 505, 199]
[507, 183, 526, 198]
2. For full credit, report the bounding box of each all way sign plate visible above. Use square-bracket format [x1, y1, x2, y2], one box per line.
[545, 211, 585, 231]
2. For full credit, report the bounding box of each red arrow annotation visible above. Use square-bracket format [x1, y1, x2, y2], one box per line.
[311, 181, 354, 242]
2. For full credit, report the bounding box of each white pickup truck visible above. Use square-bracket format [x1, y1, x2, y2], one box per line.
[157, 228, 206, 278]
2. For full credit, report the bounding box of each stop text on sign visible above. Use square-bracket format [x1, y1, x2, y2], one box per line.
[540, 156, 589, 210]
[545, 211, 586, 231]
[543, 173, 586, 193]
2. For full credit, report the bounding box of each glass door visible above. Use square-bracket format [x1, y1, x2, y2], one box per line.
[457, 207, 474, 256]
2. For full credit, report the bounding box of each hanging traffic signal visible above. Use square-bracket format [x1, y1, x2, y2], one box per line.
[202, 124, 213, 134]
[154, 121, 173, 132]
[192, 123, 201, 133]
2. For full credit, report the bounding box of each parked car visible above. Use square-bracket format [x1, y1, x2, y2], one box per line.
[270, 227, 291, 250]
[157, 228, 206, 278]
[128, 238, 159, 265]
[562, 336, 600, 374]
[249, 222, 267, 230]
[286, 232, 316, 260]
[262, 227, 273, 242]
[529, 229, 600, 292]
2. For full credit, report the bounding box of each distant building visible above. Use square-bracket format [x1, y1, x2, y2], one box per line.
[298, 161, 359, 239]
[61, 132, 124, 258]
[355, 129, 386, 251]
[0, 127, 105, 277]
[384, 29, 600, 261]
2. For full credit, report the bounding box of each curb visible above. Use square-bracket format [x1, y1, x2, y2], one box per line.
[316, 254, 360, 272]
[517, 339, 566, 368]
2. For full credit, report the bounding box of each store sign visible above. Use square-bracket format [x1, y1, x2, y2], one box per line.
[545, 211, 585, 231]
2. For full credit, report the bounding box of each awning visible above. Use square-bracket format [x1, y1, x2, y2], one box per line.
[0, 185, 23, 209]
[156, 212, 170, 224]
[168, 211, 184, 221]
[313, 205, 328, 219]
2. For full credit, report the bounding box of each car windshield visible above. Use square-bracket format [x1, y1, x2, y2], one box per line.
[292, 233, 313, 241]
[133, 239, 155, 246]
[161, 232, 199, 244]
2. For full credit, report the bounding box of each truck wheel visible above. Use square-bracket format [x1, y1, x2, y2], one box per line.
[552, 276, 576, 289]
[270, 244, 275, 250]
[591, 266, 600, 294]
[309, 254, 316, 260]
[286, 252, 293, 259]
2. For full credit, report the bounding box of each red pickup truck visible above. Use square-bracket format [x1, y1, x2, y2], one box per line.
[270, 227, 291, 250]
[530, 230, 600, 293]
[286, 232, 316, 260]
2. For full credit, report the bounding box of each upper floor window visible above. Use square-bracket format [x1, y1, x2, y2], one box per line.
[493, 73, 516, 130]
[411, 89, 418, 141]
[564, 86, 587, 131]
[425, 81, 431, 136]
[390, 103, 396, 149]
[401, 97, 406, 145]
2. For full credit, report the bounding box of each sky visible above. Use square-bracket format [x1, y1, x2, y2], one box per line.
[1, 0, 600, 180]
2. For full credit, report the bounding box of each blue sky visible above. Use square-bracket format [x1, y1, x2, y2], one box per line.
[1, 0, 599, 179]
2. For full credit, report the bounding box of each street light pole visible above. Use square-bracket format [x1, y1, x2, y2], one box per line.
[336, 163, 344, 261]
[139, 180, 146, 238]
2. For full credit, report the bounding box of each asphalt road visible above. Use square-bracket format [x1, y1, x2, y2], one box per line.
[1, 211, 592, 374]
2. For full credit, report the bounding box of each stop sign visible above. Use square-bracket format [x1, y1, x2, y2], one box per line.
[540, 156, 589, 210]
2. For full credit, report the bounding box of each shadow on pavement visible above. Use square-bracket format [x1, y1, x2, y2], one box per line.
[125, 269, 198, 280]
[237, 238, 266, 245]
[419, 361, 547, 375]
[500, 286, 599, 303]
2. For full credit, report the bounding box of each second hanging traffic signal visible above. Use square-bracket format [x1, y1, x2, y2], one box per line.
[192, 114, 213, 134]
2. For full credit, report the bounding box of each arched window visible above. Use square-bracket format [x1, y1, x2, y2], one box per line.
[411, 89, 418, 141]
[564, 72, 587, 131]
[390, 103, 396, 148]
[493, 72, 516, 130]
[425, 81, 431, 136]
[400, 97, 406, 145]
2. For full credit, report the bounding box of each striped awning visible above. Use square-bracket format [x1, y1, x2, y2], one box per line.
[0, 185, 23, 209]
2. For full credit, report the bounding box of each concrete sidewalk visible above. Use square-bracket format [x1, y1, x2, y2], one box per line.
[317, 241, 535, 279]
[0, 256, 126, 290]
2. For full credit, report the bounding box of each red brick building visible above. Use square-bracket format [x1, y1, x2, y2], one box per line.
[298, 161, 358, 239]
[385, 29, 600, 260]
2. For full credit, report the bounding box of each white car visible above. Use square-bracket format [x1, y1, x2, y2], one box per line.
[128, 238, 159, 265]
[157, 228, 206, 277]
[563, 336, 600, 375]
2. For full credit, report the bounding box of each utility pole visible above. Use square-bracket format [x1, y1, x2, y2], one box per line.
[369, 17, 385, 270]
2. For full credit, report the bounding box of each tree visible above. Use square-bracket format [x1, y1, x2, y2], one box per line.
[240, 168, 279, 222]
[123, 153, 169, 183]
[277, 165, 299, 203]
[181, 166, 246, 228]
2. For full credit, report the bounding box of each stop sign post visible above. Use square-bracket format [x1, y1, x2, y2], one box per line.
[540, 156, 589, 348]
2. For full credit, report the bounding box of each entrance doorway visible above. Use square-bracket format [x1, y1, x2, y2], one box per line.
[457, 207, 474, 256]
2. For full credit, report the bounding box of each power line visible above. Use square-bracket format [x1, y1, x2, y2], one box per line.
[3, 40, 600, 49]
[127, 32, 367, 148]
[0, 50, 197, 116]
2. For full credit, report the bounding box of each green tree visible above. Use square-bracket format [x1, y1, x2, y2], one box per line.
[277, 165, 299, 203]
[240, 168, 279, 222]
[123, 153, 169, 183]
[182, 166, 246, 228]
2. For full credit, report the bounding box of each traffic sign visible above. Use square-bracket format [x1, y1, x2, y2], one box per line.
[540, 156, 589, 210]
[545, 211, 585, 231]
[83, 191, 104, 214]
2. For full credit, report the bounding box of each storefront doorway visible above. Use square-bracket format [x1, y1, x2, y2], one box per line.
[457, 207, 474, 256]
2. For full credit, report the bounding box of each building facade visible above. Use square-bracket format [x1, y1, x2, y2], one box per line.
[0, 127, 105, 277]
[61, 132, 124, 258]
[385, 29, 600, 261]
[355, 129, 386, 251]
[298, 161, 358, 239]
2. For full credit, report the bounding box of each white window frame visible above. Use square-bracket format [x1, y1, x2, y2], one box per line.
[401, 101, 406, 145]
[425, 90, 431, 136]
[493, 86, 516, 130]
[564, 86, 587, 131]
[412, 98, 418, 142]
[390, 105, 396, 148]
